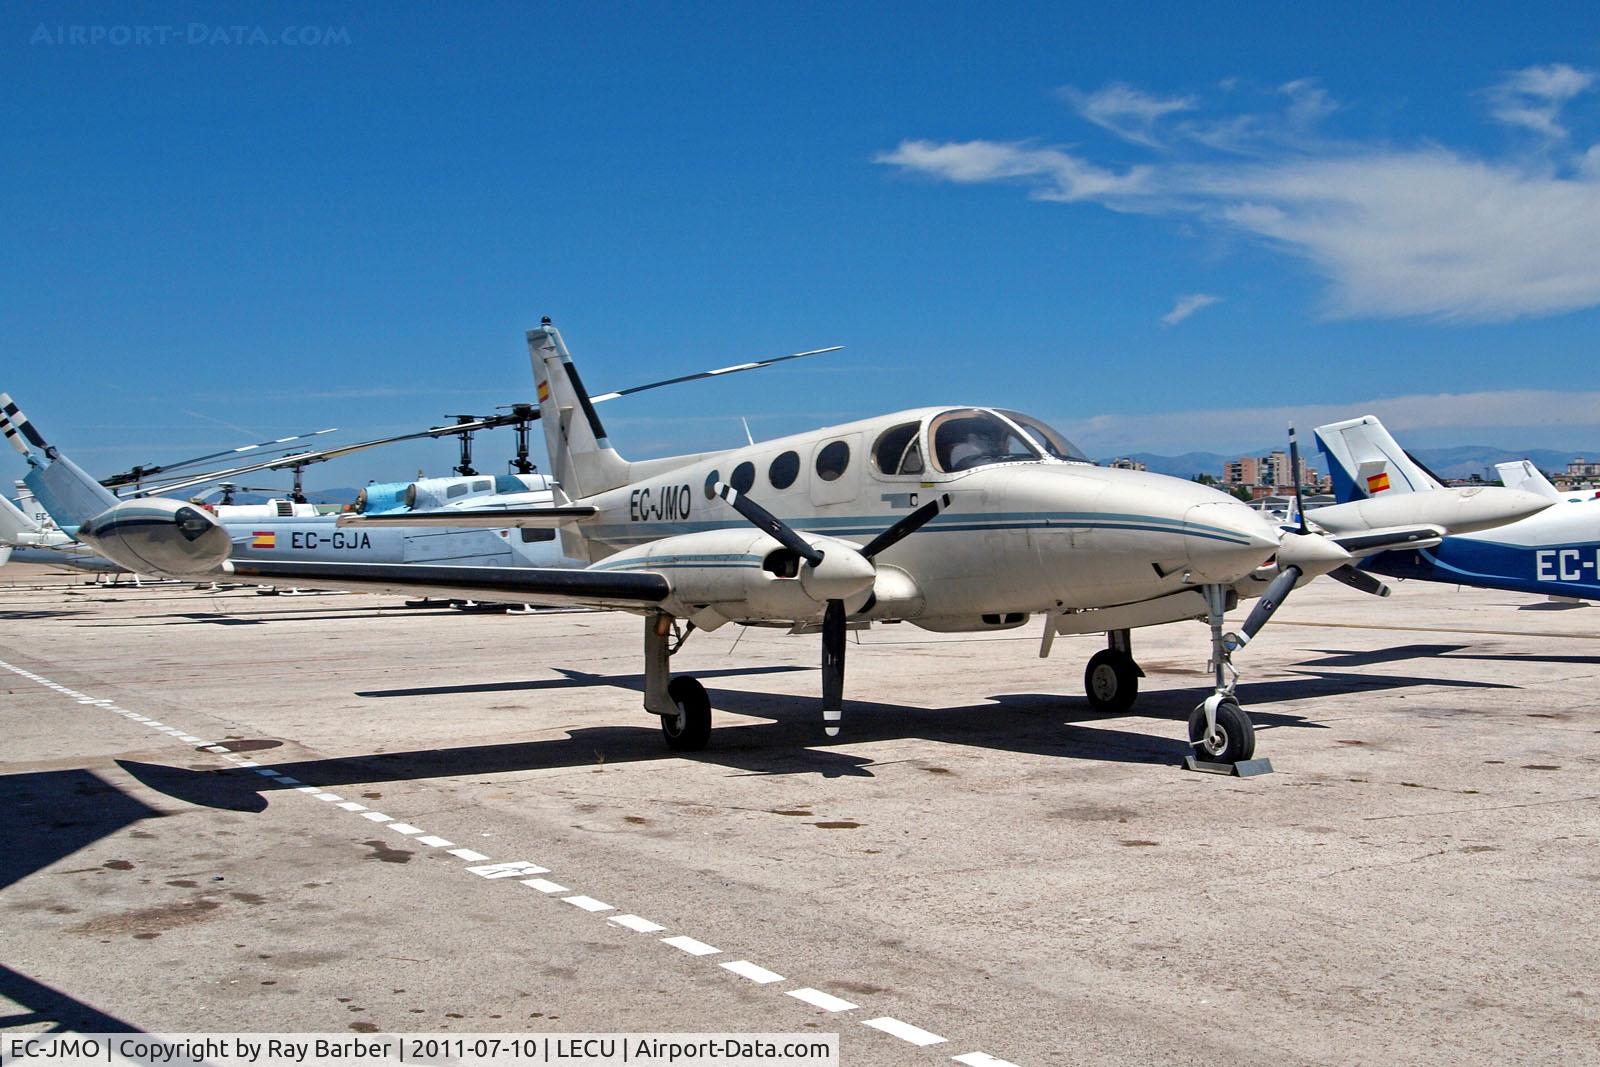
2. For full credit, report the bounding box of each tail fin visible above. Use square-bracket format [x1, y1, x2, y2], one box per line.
[0, 494, 40, 543]
[526, 320, 630, 499]
[0, 395, 120, 532]
[1313, 415, 1443, 504]
[14, 482, 49, 526]
[1495, 460, 1560, 501]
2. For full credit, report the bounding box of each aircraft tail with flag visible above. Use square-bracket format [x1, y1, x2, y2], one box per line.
[527, 320, 632, 500]
[1314, 415, 1444, 505]
[0, 394, 121, 535]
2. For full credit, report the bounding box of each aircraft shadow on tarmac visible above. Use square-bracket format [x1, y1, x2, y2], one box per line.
[1296, 644, 1600, 668]
[0, 963, 142, 1033]
[0, 769, 164, 892]
[116, 664, 1509, 813]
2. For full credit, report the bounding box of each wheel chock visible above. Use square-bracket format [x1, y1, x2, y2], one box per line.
[1184, 756, 1274, 777]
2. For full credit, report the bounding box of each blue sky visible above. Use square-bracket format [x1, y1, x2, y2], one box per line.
[3, 2, 1598, 495]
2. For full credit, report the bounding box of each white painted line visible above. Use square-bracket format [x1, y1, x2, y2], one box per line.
[178, 735, 201, 743]
[236, 760, 260, 768]
[205, 745, 229, 752]
[128, 715, 150, 722]
[295, 786, 320, 794]
[862, 1018, 946, 1047]
[416, 836, 454, 849]
[361, 811, 393, 822]
[721, 960, 784, 984]
[563, 895, 613, 913]
[787, 988, 858, 1013]
[447, 848, 490, 862]
[387, 823, 424, 836]
[608, 914, 665, 933]
[661, 935, 720, 957]
[953, 1053, 1020, 1067]
[521, 878, 569, 893]
[254, 768, 281, 777]
[314, 793, 343, 802]
[467, 861, 548, 879]
[336, 801, 368, 812]
[275, 777, 303, 786]
[145, 721, 165, 727]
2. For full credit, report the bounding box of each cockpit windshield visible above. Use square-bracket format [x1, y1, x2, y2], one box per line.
[996, 410, 1091, 463]
[930, 409, 1041, 472]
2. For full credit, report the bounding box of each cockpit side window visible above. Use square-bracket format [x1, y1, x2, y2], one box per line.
[996, 410, 1091, 463]
[872, 421, 923, 476]
[930, 409, 1041, 472]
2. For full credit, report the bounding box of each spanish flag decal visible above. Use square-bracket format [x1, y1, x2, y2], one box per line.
[538, 381, 551, 403]
[1366, 472, 1391, 495]
[251, 531, 277, 549]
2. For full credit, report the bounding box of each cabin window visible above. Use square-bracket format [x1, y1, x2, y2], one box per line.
[768, 451, 800, 490]
[731, 462, 756, 493]
[520, 528, 555, 543]
[872, 421, 923, 476]
[473, 479, 491, 492]
[446, 483, 470, 499]
[704, 470, 720, 500]
[815, 440, 850, 482]
[930, 409, 1041, 473]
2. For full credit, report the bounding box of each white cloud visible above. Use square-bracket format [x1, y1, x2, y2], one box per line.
[1059, 83, 1196, 147]
[1161, 293, 1221, 325]
[1057, 389, 1600, 455]
[876, 71, 1600, 322]
[873, 140, 1149, 202]
[1487, 63, 1595, 139]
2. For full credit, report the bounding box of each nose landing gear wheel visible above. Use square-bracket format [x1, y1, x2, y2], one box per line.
[1187, 699, 1255, 764]
[1084, 649, 1139, 713]
[661, 676, 711, 751]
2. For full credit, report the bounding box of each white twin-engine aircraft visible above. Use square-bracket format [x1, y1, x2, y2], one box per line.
[68, 321, 1551, 764]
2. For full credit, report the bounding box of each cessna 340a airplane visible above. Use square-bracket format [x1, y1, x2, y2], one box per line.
[42, 320, 1552, 765]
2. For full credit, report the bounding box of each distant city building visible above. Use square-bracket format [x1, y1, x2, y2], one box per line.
[1223, 457, 1260, 486]
[1567, 457, 1600, 478]
[1109, 457, 1146, 471]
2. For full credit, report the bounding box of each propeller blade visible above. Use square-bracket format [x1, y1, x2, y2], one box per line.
[713, 483, 823, 567]
[589, 346, 844, 403]
[100, 427, 339, 488]
[1287, 424, 1308, 535]
[1236, 564, 1303, 646]
[1327, 564, 1392, 597]
[821, 598, 846, 737]
[860, 493, 952, 559]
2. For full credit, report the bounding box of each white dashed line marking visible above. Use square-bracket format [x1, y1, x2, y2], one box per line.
[863, 1018, 946, 1047]
[447, 848, 490, 862]
[205, 745, 228, 752]
[661, 936, 720, 957]
[608, 914, 665, 933]
[254, 768, 280, 777]
[520, 878, 568, 894]
[416, 836, 454, 848]
[953, 1053, 1021, 1067]
[275, 777, 303, 786]
[336, 801, 367, 812]
[387, 823, 424, 835]
[295, 786, 320, 795]
[315, 793, 343, 802]
[721, 960, 784, 984]
[361, 811, 393, 822]
[563, 895, 613, 913]
[467, 861, 548, 879]
[787, 988, 858, 1012]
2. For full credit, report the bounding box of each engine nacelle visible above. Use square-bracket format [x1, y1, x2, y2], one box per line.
[77, 498, 232, 578]
[600, 528, 876, 623]
[1308, 486, 1551, 537]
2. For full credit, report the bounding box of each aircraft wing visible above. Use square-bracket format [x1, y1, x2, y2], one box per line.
[222, 559, 668, 609]
[337, 507, 598, 529]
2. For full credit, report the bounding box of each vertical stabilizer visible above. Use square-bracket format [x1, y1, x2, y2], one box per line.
[0, 494, 40, 543]
[1495, 460, 1560, 501]
[0, 395, 120, 532]
[1313, 415, 1442, 504]
[527, 320, 631, 499]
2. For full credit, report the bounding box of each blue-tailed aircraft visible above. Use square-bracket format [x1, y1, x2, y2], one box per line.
[1316, 415, 1600, 601]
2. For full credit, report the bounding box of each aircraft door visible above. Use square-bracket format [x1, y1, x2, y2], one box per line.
[809, 433, 861, 507]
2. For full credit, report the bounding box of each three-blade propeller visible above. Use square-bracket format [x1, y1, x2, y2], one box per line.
[714, 485, 952, 737]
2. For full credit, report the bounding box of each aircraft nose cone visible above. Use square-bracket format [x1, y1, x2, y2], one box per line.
[1183, 500, 1281, 582]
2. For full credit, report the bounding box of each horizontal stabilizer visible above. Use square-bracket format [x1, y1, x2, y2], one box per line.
[337, 506, 598, 529]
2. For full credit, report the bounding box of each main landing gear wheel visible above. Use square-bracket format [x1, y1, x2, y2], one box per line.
[660, 676, 711, 751]
[1084, 649, 1140, 713]
[1188, 699, 1256, 764]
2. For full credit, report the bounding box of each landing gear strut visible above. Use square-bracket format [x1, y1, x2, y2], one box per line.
[1084, 629, 1142, 713]
[1187, 584, 1257, 764]
[644, 612, 710, 751]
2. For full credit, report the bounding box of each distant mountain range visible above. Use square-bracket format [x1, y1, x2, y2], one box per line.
[1106, 448, 1600, 482]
